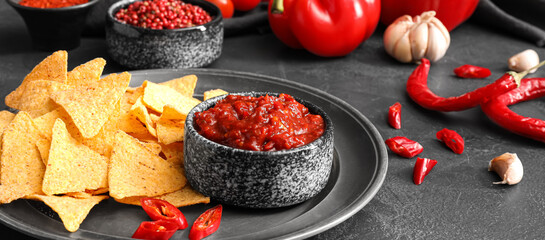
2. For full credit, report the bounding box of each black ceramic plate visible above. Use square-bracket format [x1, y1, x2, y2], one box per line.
[0, 69, 388, 239]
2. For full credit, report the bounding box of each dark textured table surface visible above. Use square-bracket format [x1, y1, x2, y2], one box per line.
[2, 0, 545, 239]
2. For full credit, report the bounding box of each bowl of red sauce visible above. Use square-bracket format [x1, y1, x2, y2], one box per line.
[6, 0, 99, 50]
[105, 0, 223, 69]
[184, 92, 334, 208]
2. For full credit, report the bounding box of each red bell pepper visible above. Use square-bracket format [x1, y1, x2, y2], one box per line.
[413, 157, 437, 185]
[188, 204, 223, 240]
[380, 0, 479, 31]
[132, 220, 179, 240]
[268, 0, 380, 57]
[140, 198, 188, 230]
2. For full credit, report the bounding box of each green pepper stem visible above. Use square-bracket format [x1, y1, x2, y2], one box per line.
[271, 0, 284, 14]
[508, 59, 545, 87]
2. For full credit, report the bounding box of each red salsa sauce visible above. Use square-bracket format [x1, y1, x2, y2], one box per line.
[194, 94, 325, 151]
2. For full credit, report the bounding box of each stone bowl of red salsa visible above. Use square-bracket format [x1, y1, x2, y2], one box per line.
[184, 92, 334, 208]
[105, 0, 223, 69]
[5, 0, 100, 50]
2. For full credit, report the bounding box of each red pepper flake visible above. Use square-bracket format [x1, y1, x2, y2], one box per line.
[388, 102, 401, 129]
[453, 64, 491, 79]
[436, 128, 464, 154]
[385, 136, 423, 158]
[413, 157, 437, 185]
[19, 0, 88, 8]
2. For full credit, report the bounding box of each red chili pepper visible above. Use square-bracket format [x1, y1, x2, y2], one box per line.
[385, 136, 423, 158]
[453, 64, 492, 79]
[481, 78, 545, 142]
[406, 58, 530, 112]
[132, 220, 179, 240]
[188, 204, 223, 240]
[413, 157, 437, 185]
[140, 198, 188, 230]
[268, 0, 380, 57]
[19, 0, 88, 8]
[436, 128, 464, 154]
[388, 102, 402, 129]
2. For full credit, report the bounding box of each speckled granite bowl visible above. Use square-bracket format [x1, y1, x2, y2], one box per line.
[6, 0, 100, 50]
[105, 0, 223, 69]
[184, 92, 334, 208]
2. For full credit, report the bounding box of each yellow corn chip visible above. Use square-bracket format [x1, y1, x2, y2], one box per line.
[5, 50, 67, 110]
[67, 58, 106, 87]
[27, 194, 108, 232]
[142, 80, 201, 115]
[160, 142, 184, 166]
[0, 111, 15, 145]
[161, 105, 186, 120]
[50, 84, 125, 139]
[1, 111, 45, 195]
[118, 91, 150, 135]
[98, 72, 131, 90]
[36, 138, 51, 165]
[65, 191, 93, 199]
[115, 185, 209, 207]
[156, 119, 184, 145]
[141, 140, 162, 155]
[159, 74, 198, 97]
[203, 89, 229, 101]
[0, 183, 38, 204]
[130, 97, 157, 137]
[125, 86, 144, 105]
[15, 80, 68, 118]
[109, 131, 186, 199]
[42, 119, 109, 195]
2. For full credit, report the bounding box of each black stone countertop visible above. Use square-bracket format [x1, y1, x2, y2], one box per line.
[1, 0, 545, 239]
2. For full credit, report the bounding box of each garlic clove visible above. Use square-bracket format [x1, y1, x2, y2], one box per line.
[409, 21, 429, 60]
[488, 152, 523, 185]
[393, 32, 413, 63]
[384, 15, 414, 55]
[425, 24, 449, 62]
[508, 49, 540, 73]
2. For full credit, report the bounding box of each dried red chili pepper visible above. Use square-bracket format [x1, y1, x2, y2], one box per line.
[385, 136, 423, 158]
[413, 157, 437, 185]
[481, 78, 545, 142]
[132, 220, 178, 240]
[19, 0, 88, 8]
[140, 198, 188, 230]
[188, 204, 223, 240]
[453, 64, 491, 79]
[406, 58, 538, 112]
[388, 102, 402, 129]
[436, 128, 464, 154]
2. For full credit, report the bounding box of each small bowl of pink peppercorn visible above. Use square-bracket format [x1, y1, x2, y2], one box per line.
[106, 0, 223, 69]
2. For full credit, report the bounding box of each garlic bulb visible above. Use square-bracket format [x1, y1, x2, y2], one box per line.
[508, 49, 540, 73]
[383, 11, 450, 63]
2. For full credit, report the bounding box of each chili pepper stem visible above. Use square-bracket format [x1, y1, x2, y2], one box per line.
[271, 0, 284, 14]
[508, 59, 545, 87]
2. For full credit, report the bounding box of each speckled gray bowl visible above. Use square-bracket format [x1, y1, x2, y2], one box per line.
[184, 92, 334, 208]
[105, 0, 223, 69]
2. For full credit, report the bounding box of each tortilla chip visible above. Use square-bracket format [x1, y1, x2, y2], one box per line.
[97, 72, 131, 90]
[160, 142, 184, 166]
[50, 84, 125, 138]
[142, 80, 201, 115]
[141, 140, 162, 155]
[125, 86, 145, 105]
[5, 50, 67, 110]
[0, 111, 15, 145]
[130, 97, 157, 137]
[15, 80, 68, 118]
[65, 191, 93, 199]
[36, 138, 51, 165]
[118, 92, 150, 135]
[159, 75, 198, 97]
[160, 105, 186, 121]
[42, 119, 109, 195]
[203, 89, 229, 101]
[109, 131, 186, 199]
[67, 58, 106, 87]
[0, 111, 45, 195]
[0, 183, 39, 204]
[115, 185, 209, 207]
[156, 119, 184, 145]
[27, 194, 108, 232]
